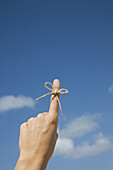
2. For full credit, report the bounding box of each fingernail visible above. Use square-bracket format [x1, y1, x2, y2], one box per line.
[54, 79, 60, 87]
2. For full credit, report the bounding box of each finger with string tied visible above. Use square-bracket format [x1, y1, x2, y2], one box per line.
[36, 80, 68, 116]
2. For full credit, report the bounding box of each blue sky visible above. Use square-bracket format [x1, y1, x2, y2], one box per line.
[0, 0, 113, 170]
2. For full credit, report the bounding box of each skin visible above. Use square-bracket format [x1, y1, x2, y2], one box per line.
[15, 79, 60, 170]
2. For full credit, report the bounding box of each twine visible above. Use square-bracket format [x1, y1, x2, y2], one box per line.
[36, 82, 68, 115]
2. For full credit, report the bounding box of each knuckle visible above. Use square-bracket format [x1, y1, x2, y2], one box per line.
[43, 112, 47, 115]
[37, 113, 42, 117]
[37, 113, 44, 119]
[37, 112, 47, 119]
[48, 115, 58, 126]
[27, 117, 34, 123]
[20, 122, 27, 130]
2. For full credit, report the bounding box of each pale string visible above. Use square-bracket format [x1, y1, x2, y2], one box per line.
[36, 82, 68, 115]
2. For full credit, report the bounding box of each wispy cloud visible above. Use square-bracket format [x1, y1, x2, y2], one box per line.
[108, 84, 113, 93]
[55, 114, 113, 159]
[61, 114, 99, 138]
[0, 95, 35, 113]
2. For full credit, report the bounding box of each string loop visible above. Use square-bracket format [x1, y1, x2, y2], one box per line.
[36, 82, 68, 115]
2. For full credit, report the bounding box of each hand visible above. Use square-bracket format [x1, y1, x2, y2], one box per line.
[15, 79, 60, 170]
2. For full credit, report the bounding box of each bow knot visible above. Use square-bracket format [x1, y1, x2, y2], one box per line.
[36, 82, 68, 115]
[52, 89, 58, 95]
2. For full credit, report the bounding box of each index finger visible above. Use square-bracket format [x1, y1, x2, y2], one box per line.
[48, 79, 60, 120]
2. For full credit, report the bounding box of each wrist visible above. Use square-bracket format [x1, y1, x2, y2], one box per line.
[15, 153, 47, 170]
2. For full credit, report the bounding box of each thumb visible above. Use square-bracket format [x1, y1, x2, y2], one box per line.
[49, 79, 60, 117]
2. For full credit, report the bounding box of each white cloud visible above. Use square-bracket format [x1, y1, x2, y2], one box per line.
[72, 133, 113, 159]
[61, 114, 99, 138]
[0, 95, 35, 113]
[55, 137, 74, 155]
[55, 114, 113, 159]
[108, 84, 113, 93]
[55, 133, 113, 159]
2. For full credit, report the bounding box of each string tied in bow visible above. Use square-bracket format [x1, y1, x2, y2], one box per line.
[36, 82, 68, 115]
